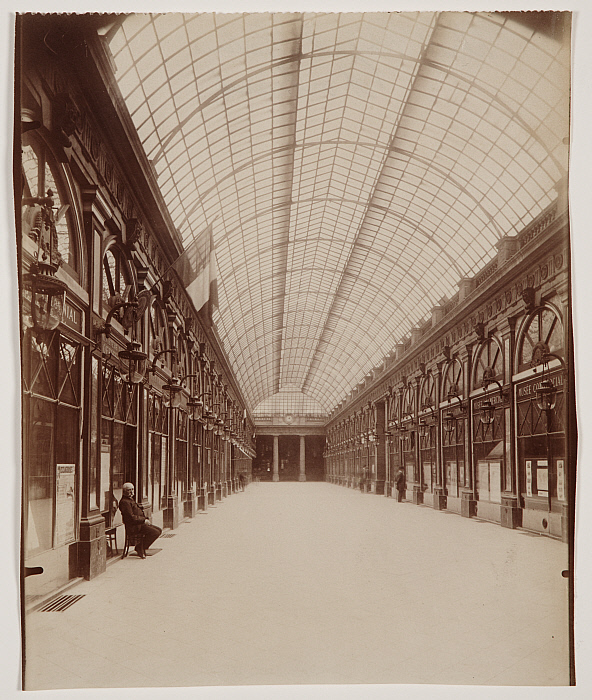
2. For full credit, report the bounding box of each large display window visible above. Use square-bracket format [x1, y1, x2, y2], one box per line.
[100, 363, 138, 525]
[443, 418, 465, 498]
[472, 338, 505, 504]
[441, 359, 466, 496]
[419, 373, 436, 493]
[516, 371, 565, 505]
[148, 391, 168, 512]
[515, 305, 565, 514]
[23, 331, 82, 555]
[401, 383, 417, 484]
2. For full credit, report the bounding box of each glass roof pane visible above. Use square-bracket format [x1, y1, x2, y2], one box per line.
[109, 10, 570, 415]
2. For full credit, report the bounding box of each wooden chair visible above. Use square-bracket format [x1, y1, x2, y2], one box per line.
[105, 526, 118, 557]
[121, 525, 145, 559]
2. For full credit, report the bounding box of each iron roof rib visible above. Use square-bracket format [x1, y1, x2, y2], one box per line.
[300, 15, 439, 399]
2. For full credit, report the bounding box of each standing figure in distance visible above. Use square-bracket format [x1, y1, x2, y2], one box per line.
[119, 482, 162, 558]
[394, 467, 406, 503]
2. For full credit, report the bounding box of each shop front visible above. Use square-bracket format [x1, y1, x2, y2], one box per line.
[22, 317, 83, 601]
[472, 394, 505, 523]
[442, 413, 466, 514]
[516, 369, 566, 538]
[99, 335, 143, 555]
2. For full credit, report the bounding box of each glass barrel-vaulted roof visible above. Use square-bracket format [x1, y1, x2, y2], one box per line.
[107, 11, 570, 415]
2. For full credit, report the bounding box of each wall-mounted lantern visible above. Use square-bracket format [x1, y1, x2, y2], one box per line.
[480, 369, 506, 425]
[535, 352, 565, 413]
[22, 190, 68, 331]
[163, 373, 196, 409]
[444, 412, 456, 433]
[119, 340, 148, 385]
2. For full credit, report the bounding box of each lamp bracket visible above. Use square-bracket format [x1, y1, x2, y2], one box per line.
[150, 347, 177, 374]
[94, 300, 138, 342]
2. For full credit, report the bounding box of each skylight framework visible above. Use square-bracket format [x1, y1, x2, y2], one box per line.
[108, 11, 570, 414]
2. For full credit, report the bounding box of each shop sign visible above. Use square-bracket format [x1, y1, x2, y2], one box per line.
[62, 299, 82, 333]
[473, 393, 504, 411]
[517, 371, 564, 401]
[526, 459, 532, 497]
[101, 334, 125, 359]
[55, 463, 76, 546]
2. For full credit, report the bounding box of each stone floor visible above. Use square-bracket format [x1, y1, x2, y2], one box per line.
[23, 482, 571, 692]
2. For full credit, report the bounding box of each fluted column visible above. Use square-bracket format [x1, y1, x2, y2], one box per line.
[299, 435, 306, 481]
[272, 435, 280, 482]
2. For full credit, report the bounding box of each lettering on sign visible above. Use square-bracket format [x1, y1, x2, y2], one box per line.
[474, 394, 504, 410]
[517, 372, 564, 400]
[62, 300, 82, 332]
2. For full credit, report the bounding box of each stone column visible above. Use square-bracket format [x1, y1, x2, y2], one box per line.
[499, 316, 521, 529]
[374, 401, 386, 495]
[164, 405, 179, 529]
[272, 435, 280, 482]
[460, 343, 477, 518]
[75, 191, 108, 580]
[299, 435, 306, 481]
[433, 361, 447, 510]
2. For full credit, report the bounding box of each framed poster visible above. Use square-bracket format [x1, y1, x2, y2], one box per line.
[537, 459, 549, 496]
[557, 459, 565, 501]
[55, 463, 76, 546]
[489, 461, 501, 504]
[100, 439, 110, 512]
[478, 461, 490, 501]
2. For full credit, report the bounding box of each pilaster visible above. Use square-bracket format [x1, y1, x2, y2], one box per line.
[299, 435, 306, 482]
[273, 435, 280, 482]
[77, 513, 106, 580]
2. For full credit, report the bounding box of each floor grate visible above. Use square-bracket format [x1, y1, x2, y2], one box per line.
[159, 533, 176, 538]
[39, 594, 85, 612]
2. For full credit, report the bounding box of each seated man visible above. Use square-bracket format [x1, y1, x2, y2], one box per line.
[119, 482, 161, 558]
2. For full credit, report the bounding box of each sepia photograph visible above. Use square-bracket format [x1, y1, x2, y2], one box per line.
[6, 1, 592, 697]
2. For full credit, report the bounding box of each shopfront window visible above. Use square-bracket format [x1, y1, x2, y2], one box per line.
[23, 331, 81, 555]
[419, 374, 436, 492]
[472, 402, 504, 503]
[177, 409, 188, 498]
[441, 359, 466, 495]
[101, 362, 138, 523]
[387, 392, 401, 481]
[443, 416, 465, 497]
[516, 306, 565, 505]
[149, 391, 168, 511]
[401, 384, 417, 483]
[401, 430, 416, 486]
[516, 371, 565, 501]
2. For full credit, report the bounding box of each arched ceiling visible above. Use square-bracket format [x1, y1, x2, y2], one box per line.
[106, 11, 570, 415]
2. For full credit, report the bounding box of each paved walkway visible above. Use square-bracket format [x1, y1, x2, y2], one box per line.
[24, 483, 570, 690]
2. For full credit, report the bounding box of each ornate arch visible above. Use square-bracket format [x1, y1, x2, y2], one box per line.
[402, 383, 415, 422]
[101, 239, 136, 313]
[21, 129, 82, 281]
[419, 372, 436, 414]
[473, 336, 504, 389]
[516, 304, 564, 374]
[441, 359, 464, 403]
